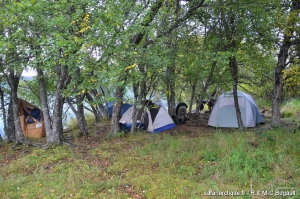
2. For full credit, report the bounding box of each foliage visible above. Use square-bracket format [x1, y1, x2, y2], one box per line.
[281, 98, 300, 121]
[283, 64, 300, 97]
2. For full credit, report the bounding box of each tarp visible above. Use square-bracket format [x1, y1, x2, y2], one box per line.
[18, 99, 46, 138]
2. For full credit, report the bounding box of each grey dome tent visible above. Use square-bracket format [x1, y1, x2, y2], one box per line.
[208, 91, 264, 128]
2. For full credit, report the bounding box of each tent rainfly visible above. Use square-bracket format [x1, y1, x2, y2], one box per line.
[119, 103, 176, 133]
[105, 101, 132, 117]
[208, 91, 265, 128]
[18, 99, 46, 138]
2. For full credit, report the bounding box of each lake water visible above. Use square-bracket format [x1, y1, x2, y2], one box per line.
[0, 120, 4, 138]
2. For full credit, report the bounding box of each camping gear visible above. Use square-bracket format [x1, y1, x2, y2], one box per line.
[206, 99, 216, 112]
[208, 91, 264, 128]
[200, 100, 206, 111]
[119, 103, 176, 133]
[18, 99, 46, 138]
[105, 101, 132, 117]
[172, 102, 188, 124]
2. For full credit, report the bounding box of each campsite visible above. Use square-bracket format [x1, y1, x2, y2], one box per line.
[1, 100, 300, 198]
[1, 0, 300, 198]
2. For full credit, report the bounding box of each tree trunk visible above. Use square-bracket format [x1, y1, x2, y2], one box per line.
[195, 95, 203, 114]
[37, 68, 53, 139]
[88, 89, 107, 119]
[66, 66, 89, 136]
[7, 71, 28, 144]
[130, 83, 139, 134]
[166, 65, 176, 115]
[110, 87, 124, 136]
[6, 99, 15, 142]
[50, 93, 65, 145]
[109, 1, 163, 135]
[85, 92, 101, 123]
[66, 97, 88, 136]
[47, 62, 71, 145]
[271, 43, 291, 127]
[195, 60, 217, 114]
[130, 104, 138, 134]
[230, 56, 244, 129]
[188, 82, 197, 113]
[95, 87, 109, 118]
[271, 0, 299, 127]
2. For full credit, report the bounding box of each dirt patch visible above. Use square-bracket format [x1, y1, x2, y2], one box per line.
[166, 114, 213, 137]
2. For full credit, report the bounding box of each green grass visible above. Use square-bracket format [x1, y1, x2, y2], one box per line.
[1, 129, 300, 199]
[1, 100, 300, 198]
[281, 99, 300, 121]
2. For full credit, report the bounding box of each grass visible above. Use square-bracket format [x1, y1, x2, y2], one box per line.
[1, 101, 300, 199]
[281, 99, 300, 121]
[1, 130, 300, 199]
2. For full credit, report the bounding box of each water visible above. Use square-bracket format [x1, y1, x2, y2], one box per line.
[0, 120, 4, 139]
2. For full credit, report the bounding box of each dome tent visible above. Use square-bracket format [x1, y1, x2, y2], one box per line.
[104, 101, 132, 117]
[119, 101, 176, 133]
[208, 91, 264, 128]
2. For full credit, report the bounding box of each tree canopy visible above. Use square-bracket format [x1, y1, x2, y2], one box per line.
[1, 0, 299, 144]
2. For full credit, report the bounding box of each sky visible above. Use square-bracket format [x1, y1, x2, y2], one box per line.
[22, 68, 37, 76]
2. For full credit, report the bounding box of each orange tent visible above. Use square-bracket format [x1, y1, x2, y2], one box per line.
[18, 99, 46, 138]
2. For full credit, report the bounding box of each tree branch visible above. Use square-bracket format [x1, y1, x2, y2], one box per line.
[143, 0, 205, 47]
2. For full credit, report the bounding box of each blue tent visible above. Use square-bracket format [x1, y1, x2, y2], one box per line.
[105, 102, 133, 117]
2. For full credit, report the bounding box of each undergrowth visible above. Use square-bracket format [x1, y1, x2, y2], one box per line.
[1, 128, 299, 199]
[1, 100, 300, 198]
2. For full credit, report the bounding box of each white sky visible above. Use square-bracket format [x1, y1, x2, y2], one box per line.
[22, 68, 37, 76]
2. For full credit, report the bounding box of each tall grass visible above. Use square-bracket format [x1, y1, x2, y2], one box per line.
[99, 131, 299, 198]
[281, 99, 300, 119]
